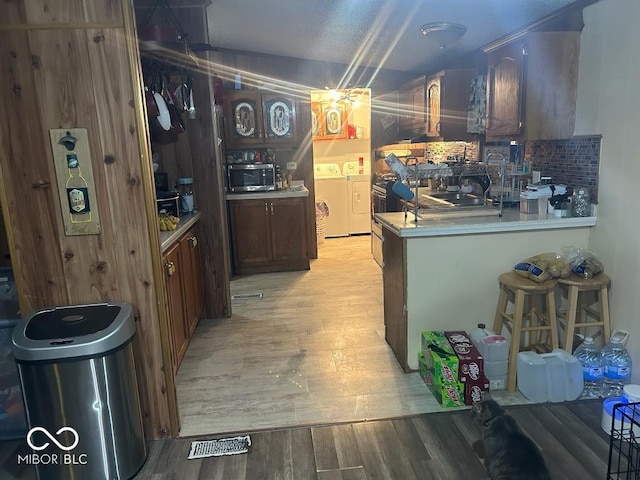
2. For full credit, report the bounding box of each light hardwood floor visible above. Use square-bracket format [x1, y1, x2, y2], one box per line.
[175, 235, 530, 437]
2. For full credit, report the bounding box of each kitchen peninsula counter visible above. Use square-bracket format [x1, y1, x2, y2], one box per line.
[379, 208, 597, 372]
[376, 208, 596, 237]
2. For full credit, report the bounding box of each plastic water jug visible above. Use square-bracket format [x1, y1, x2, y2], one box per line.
[469, 324, 509, 362]
[517, 349, 583, 403]
[469, 324, 509, 390]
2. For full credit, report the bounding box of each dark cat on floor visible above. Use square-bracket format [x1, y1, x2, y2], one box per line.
[471, 397, 552, 480]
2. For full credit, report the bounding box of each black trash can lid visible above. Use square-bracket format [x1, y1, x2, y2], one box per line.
[11, 302, 135, 362]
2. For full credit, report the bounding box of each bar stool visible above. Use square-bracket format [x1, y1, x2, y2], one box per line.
[493, 271, 560, 393]
[556, 273, 611, 353]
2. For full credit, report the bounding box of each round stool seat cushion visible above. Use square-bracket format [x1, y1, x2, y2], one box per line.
[557, 272, 610, 288]
[499, 271, 558, 292]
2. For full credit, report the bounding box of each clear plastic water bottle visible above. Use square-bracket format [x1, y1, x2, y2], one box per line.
[602, 337, 632, 397]
[573, 336, 603, 398]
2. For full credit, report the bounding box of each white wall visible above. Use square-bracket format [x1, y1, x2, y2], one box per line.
[574, 0, 640, 380]
[405, 227, 591, 370]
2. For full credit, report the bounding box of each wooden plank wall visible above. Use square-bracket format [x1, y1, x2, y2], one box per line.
[0, 0, 176, 439]
[134, 2, 232, 319]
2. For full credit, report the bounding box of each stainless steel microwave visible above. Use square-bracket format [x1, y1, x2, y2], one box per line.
[227, 163, 276, 192]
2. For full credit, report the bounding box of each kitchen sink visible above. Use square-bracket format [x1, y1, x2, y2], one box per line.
[420, 192, 486, 207]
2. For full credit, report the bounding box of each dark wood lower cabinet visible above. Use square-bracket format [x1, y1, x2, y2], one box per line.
[180, 232, 204, 338]
[382, 226, 409, 372]
[163, 226, 205, 373]
[230, 196, 310, 275]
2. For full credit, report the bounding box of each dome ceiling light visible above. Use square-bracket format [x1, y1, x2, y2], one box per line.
[419, 22, 467, 49]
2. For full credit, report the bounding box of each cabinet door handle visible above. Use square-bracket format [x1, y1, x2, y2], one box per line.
[265, 202, 268, 214]
[190, 235, 198, 248]
[166, 261, 176, 277]
[270, 202, 274, 215]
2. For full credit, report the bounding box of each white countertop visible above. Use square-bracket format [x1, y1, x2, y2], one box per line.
[160, 211, 201, 252]
[376, 208, 597, 238]
[226, 186, 309, 201]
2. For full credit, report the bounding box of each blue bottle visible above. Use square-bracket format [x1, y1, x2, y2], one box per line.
[573, 336, 603, 398]
[601, 337, 632, 397]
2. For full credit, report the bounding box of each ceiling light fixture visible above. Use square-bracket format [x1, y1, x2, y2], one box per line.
[419, 22, 467, 49]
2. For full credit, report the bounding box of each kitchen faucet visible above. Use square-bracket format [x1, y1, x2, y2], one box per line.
[484, 152, 507, 217]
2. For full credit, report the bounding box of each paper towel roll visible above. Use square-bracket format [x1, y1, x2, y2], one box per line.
[532, 171, 541, 184]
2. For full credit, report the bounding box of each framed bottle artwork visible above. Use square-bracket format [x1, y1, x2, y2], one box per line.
[50, 128, 101, 236]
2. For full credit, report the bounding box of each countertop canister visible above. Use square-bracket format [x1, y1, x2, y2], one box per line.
[571, 186, 591, 217]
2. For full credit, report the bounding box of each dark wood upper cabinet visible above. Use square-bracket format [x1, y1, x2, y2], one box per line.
[224, 91, 297, 147]
[524, 32, 580, 141]
[486, 32, 580, 141]
[487, 42, 525, 138]
[398, 76, 427, 135]
[426, 69, 477, 141]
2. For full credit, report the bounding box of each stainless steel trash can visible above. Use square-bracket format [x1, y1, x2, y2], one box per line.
[11, 302, 147, 480]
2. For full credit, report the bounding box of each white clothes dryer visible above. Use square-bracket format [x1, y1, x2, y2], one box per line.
[314, 163, 349, 237]
[342, 161, 371, 234]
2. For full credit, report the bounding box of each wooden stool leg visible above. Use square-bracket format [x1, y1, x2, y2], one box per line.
[563, 285, 579, 352]
[600, 284, 611, 345]
[546, 289, 559, 350]
[493, 285, 508, 335]
[507, 289, 525, 393]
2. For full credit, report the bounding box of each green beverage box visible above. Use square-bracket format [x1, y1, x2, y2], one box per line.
[420, 331, 459, 384]
[429, 382, 465, 408]
[418, 352, 464, 407]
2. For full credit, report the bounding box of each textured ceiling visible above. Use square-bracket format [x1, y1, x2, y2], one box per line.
[206, 0, 585, 74]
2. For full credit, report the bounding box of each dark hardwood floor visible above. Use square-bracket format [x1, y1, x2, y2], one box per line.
[0, 400, 617, 479]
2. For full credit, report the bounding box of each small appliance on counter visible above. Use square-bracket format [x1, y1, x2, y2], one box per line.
[176, 177, 195, 214]
[156, 190, 180, 217]
[520, 183, 569, 215]
[154, 171, 169, 192]
[227, 163, 276, 192]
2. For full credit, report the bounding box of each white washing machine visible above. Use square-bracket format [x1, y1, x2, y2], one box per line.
[314, 163, 349, 237]
[342, 160, 371, 234]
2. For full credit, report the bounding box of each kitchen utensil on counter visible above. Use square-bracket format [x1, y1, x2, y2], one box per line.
[461, 183, 474, 194]
[164, 76, 185, 133]
[149, 74, 179, 144]
[384, 153, 410, 181]
[176, 177, 194, 213]
[153, 89, 171, 131]
[391, 181, 414, 201]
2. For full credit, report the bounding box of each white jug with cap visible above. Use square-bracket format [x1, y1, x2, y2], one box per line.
[517, 349, 583, 403]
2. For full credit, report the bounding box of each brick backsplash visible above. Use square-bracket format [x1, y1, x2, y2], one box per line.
[523, 136, 601, 202]
[426, 141, 480, 162]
